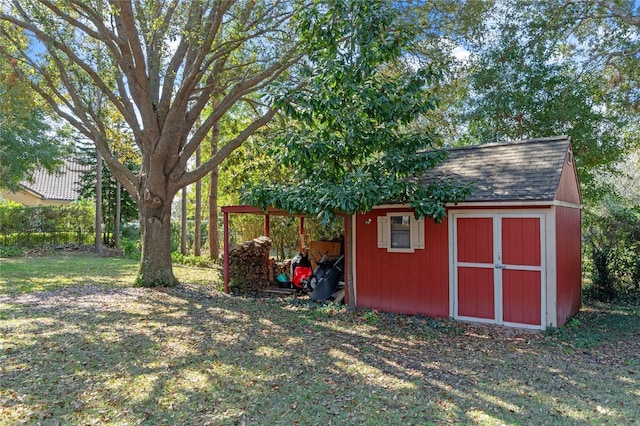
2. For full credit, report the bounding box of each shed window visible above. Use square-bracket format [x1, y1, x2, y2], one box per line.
[377, 212, 425, 253]
[391, 215, 411, 249]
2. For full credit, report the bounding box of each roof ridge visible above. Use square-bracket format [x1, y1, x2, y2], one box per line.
[441, 135, 570, 152]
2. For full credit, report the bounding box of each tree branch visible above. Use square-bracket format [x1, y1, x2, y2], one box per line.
[177, 106, 278, 188]
[595, 1, 640, 28]
[111, 1, 158, 145]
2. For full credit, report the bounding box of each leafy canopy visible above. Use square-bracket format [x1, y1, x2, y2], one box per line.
[243, 0, 470, 222]
[0, 38, 68, 191]
[525, 0, 640, 110]
[456, 4, 636, 202]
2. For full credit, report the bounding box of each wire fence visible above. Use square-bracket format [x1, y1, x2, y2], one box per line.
[0, 202, 95, 247]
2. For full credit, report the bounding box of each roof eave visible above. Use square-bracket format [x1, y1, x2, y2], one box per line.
[447, 200, 583, 209]
[370, 199, 583, 210]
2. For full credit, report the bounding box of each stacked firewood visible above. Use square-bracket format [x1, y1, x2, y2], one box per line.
[228, 236, 272, 292]
[271, 259, 292, 280]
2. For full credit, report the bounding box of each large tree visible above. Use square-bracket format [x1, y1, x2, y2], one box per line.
[0, 0, 307, 286]
[463, 25, 628, 195]
[528, 0, 640, 108]
[244, 0, 471, 222]
[450, 2, 639, 202]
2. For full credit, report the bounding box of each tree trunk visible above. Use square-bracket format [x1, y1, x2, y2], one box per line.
[95, 149, 104, 255]
[181, 186, 187, 255]
[137, 201, 178, 287]
[208, 120, 220, 260]
[115, 180, 121, 249]
[194, 146, 202, 256]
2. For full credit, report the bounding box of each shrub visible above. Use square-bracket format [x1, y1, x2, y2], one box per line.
[171, 251, 212, 267]
[0, 245, 26, 258]
[590, 247, 616, 302]
[0, 200, 94, 247]
[121, 238, 141, 260]
[583, 199, 640, 302]
[121, 222, 140, 240]
[362, 310, 381, 325]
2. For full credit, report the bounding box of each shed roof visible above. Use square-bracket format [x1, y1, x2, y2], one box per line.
[20, 158, 88, 202]
[423, 136, 573, 202]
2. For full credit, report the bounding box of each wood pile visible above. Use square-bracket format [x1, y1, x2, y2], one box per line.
[229, 236, 272, 292]
[271, 259, 292, 281]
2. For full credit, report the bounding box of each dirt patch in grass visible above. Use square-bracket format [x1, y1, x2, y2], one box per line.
[1, 256, 639, 425]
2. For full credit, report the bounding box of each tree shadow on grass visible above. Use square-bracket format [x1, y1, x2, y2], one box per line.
[0, 256, 138, 295]
[1, 285, 639, 425]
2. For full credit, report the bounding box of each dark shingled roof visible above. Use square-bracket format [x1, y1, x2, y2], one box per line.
[423, 136, 572, 202]
[20, 158, 88, 202]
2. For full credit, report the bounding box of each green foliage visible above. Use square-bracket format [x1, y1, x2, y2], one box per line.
[0, 108, 68, 191]
[244, 0, 471, 222]
[0, 245, 26, 257]
[590, 246, 615, 302]
[0, 38, 70, 191]
[121, 222, 140, 240]
[170, 218, 208, 254]
[0, 200, 95, 247]
[398, 1, 494, 143]
[524, 0, 640, 110]
[76, 143, 139, 245]
[458, 9, 631, 201]
[584, 198, 640, 302]
[362, 309, 381, 325]
[171, 251, 213, 268]
[214, 1, 492, 223]
[120, 237, 141, 261]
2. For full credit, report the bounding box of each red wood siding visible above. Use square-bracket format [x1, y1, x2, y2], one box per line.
[556, 157, 582, 205]
[455, 217, 495, 320]
[355, 209, 449, 317]
[355, 202, 581, 329]
[457, 217, 493, 264]
[454, 214, 543, 327]
[502, 218, 540, 266]
[458, 267, 495, 319]
[502, 269, 541, 325]
[556, 206, 582, 325]
[501, 217, 543, 326]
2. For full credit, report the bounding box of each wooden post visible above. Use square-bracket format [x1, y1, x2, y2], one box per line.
[299, 216, 305, 252]
[345, 214, 355, 309]
[264, 213, 271, 283]
[343, 215, 356, 309]
[223, 211, 229, 293]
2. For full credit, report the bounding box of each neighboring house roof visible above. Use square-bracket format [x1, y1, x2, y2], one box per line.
[19, 158, 88, 202]
[423, 136, 573, 202]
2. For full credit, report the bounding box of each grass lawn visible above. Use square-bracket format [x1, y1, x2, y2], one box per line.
[1, 253, 639, 425]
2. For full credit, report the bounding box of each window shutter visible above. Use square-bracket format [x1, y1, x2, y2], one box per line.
[377, 216, 389, 248]
[412, 218, 425, 249]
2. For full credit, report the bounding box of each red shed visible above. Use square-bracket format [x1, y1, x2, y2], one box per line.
[352, 136, 582, 329]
